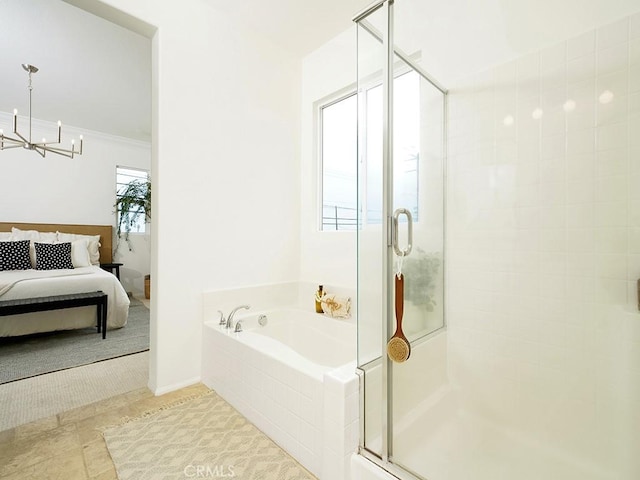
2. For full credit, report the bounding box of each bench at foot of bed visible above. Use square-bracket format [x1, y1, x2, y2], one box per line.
[0, 291, 108, 339]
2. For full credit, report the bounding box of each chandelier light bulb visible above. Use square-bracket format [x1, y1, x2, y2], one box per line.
[57, 120, 62, 127]
[13, 109, 17, 115]
[80, 135, 83, 140]
[71, 139, 75, 144]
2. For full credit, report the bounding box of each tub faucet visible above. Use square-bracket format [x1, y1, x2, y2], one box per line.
[226, 305, 250, 329]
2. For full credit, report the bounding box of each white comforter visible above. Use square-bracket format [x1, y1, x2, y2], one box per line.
[0, 266, 130, 337]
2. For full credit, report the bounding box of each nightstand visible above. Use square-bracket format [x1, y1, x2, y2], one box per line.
[100, 262, 123, 280]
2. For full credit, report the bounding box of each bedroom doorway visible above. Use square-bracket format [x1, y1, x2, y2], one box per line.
[0, 0, 157, 428]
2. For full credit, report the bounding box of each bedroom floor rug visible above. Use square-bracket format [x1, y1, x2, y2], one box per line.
[0, 297, 149, 384]
[103, 391, 316, 480]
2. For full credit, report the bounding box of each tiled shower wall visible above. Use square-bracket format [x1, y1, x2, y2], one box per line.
[446, 10, 640, 472]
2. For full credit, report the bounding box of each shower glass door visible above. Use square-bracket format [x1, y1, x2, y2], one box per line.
[356, 1, 446, 477]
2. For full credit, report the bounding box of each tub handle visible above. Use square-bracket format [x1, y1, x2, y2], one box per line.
[258, 314, 268, 326]
[217, 310, 226, 326]
[234, 320, 243, 333]
[392, 208, 413, 257]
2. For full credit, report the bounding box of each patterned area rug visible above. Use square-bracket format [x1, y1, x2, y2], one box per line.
[0, 298, 149, 384]
[103, 391, 316, 480]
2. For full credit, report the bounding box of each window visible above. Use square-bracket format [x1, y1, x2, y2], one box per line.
[116, 166, 149, 235]
[320, 93, 358, 231]
[320, 70, 420, 231]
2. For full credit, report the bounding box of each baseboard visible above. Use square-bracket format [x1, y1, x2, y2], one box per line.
[152, 376, 201, 396]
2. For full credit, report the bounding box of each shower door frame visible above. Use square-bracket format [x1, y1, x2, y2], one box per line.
[354, 1, 448, 478]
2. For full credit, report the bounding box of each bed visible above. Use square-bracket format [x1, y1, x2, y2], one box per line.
[0, 222, 130, 337]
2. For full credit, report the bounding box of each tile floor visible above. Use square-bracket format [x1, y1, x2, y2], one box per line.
[0, 382, 210, 479]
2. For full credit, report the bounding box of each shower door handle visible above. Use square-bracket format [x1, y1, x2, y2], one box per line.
[392, 208, 413, 257]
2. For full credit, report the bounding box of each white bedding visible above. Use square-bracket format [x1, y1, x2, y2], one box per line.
[0, 266, 130, 337]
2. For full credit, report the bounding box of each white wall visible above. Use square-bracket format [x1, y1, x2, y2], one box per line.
[0, 112, 151, 293]
[446, 12, 640, 474]
[92, 0, 301, 394]
[300, 28, 358, 291]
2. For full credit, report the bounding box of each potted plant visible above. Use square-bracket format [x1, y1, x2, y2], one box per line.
[114, 179, 151, 253]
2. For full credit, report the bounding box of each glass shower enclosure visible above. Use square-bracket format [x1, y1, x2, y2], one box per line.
[355, 0, 447, 478]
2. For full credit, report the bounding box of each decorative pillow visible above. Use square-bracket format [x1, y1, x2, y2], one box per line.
[11, 227, 57, 242]
[0, 240, 32, 271]
[57, 232, 101, 265]
[34, 242, 74, 270]
[11, 227, 57, 267]
[70, 239, 91, 268]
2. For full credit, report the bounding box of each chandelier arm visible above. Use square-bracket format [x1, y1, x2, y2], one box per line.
[32, 146, 46, 158]
[0, 143, 25, 150]
[40, 146, 77, 158]
[12, 130, 29, 144]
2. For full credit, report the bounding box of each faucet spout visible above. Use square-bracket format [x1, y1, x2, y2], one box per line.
[226, 304, 250, 329]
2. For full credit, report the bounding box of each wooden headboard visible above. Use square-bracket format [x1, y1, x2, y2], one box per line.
[0, 222, 113, 264]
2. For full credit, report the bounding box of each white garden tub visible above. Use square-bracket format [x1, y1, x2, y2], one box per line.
[202, 308, 359, 480]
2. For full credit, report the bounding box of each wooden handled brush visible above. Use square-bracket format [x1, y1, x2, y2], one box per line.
[387, 273, 411, 363]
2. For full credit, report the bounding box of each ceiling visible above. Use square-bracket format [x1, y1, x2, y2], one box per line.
[203, 0, 372, 57]
[1, 0, 638, 143]
[0, 0, 152, 142]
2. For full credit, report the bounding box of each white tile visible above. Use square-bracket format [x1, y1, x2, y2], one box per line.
[597, 70, 629, 97]
[631, 64, 640, 92]
[595, 201, 628, 227]
[568, 31, 596, 60]
[631, 38, 640, 66]
[596, 175, 627, 204]
[541, 42, 567, 72]
[630, 228, 640, 254]
[567, 54, 596, 83]
[518, 51, 541, 80]
[539, 181, 566, 206]
[630, 114, 640, 149]
[540, 157, 566, 182]
[631, 92, 640, 115]
[567, 152, 595, 181]
[567, 204, 594, 228]
[567, 178, 595, 204]
[541, 110, 566, 138]
[596, 278, 628, 304]
[597, 123, 628, 151]
[595, 227, 628, 254]
[598, 18, 630, 51]
[567, 128, 595, 155]
[567, 228, 595, 253]
[540, 228, 566, 252]
[597, 44, 629, 74]
[597, 148, 628, 176]
[541, 133, 566, 160]
[596, 254, 629, 279]
[566, 253, 596, 276]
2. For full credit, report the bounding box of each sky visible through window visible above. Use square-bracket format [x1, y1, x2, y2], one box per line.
[321, 70, 420, 231]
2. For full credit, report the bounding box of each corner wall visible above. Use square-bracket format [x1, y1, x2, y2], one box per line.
[96, 0, 302, 394]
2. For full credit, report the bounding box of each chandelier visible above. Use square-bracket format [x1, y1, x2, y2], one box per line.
[0, 64, 83, 158]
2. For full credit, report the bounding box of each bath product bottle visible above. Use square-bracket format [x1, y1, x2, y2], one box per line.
[315, 285, 324, 313]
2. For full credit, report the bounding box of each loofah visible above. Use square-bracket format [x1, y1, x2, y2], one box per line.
[387, 336, 410, 363]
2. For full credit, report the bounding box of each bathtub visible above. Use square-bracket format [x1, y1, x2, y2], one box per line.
[202, 307, 360, 480]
